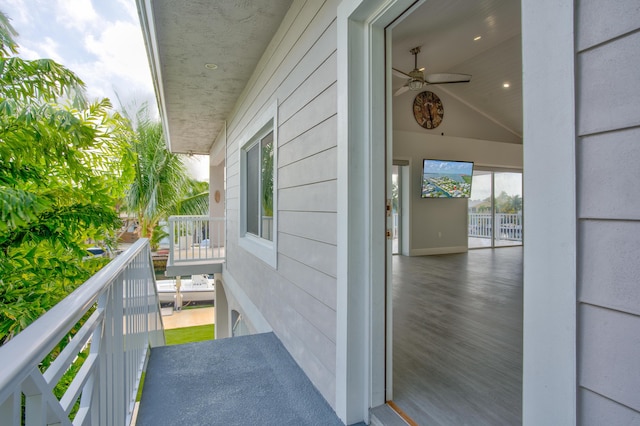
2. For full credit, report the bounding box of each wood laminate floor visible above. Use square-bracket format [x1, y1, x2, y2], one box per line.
[392, 247, 523, 425]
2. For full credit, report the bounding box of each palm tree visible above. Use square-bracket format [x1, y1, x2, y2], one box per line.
[124, 104, 208, 250]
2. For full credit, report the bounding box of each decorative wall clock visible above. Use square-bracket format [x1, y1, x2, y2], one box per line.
[413, 91, 444, 129]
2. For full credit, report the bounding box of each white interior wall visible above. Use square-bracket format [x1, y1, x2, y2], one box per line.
[393, 86, 522, 143]
[393, 130, 522, 254]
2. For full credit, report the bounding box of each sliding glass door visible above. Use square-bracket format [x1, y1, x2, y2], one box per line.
[468, 170, 523, 248]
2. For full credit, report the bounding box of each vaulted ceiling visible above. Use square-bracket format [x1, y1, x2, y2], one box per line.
[391, 0, 522, 141]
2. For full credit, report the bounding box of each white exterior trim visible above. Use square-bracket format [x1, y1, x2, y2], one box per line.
[238, 100, 279, 269]
[336, 0, 415, 423]
[136, 0, 172, 151]
[522, 0, 577, 424]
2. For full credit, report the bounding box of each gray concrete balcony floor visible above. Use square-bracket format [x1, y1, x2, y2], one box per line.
[136, 332, 358, 426]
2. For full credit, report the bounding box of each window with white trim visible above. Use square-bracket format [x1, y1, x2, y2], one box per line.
[239, 105, 277, 268]
[245, 130, 273, 240]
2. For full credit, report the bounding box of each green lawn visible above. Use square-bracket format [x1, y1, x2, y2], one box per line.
[137, 324, 216, 402]
[164, 324, 215, 346]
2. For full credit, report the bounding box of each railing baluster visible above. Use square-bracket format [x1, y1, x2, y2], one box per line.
[0, 239, 164, 426]
[166, 216, 225, 267]
[469, 212, 522, 242]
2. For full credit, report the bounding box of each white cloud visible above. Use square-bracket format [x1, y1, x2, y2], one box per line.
[84, 20, 151, 89]
[15, 45, 39, 60]
[3, 0, 156, 113]
[34, 37, 64, 62]
[115, 0, 138, 21]
[3, 0, 31, 27]
[55, 0, 99, 31]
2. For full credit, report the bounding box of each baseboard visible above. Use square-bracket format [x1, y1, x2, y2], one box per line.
[409, 246, 468, 256]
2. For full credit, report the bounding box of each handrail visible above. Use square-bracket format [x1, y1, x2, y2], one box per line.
[0, 238, 165, 425]
[468, 212, 523, 241]
[168, 215, 225, 266]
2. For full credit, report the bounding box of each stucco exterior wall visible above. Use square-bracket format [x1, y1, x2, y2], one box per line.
[575, 0, 640, 421]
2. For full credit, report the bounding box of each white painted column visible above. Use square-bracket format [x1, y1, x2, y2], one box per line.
[522, 0, 577, 424]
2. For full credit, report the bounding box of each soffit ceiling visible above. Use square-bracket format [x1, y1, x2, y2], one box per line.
[391, 0, 522, 140]
[141, 0, 293, 154]
[142, 0, 522, 154]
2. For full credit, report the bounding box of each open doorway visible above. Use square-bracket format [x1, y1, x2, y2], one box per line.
[386, 0, 523, 423]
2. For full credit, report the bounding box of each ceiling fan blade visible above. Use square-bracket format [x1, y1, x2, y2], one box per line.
[424, 73, 472, 84]
[394, 85, 410, 96]
[392, 67, 411, 79]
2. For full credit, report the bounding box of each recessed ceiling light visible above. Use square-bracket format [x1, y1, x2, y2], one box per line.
[204, 63, 218, 70]
[474, 36, 482, 41]
[503, 82, 510, 88]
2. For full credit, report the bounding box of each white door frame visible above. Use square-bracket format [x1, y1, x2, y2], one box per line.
[336, 0, 577, 424]
[336, 0, 415, 423]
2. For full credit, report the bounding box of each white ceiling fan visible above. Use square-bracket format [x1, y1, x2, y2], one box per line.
[393, 46, 472, 96]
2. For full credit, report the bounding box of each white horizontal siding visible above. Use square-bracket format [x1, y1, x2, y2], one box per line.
[576, 0, 640, 420]
[280, 115, 337, 167]
[578, 305, 640, 412]
[279, 51, 337, 125]
[577, 30, 640, 136]
[222, 0, 341, 409]
[579, 220, 640, 316]
[576, 0, 640, 51]
[227, 0, 336, 142]
[577, 128, 640, 220]
[278, 232, 337, 278]
[279, 180, 337, 212]
[579, 388, 640, 425]
[277, 254, 337, 310]
[279, 82, 337, 145]
[279, 211, 337, 245]
[279, 146, 337, 189]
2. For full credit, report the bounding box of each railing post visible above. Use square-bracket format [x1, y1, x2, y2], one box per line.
[169, 217, 175, 268]
[166, 216, 226, 268]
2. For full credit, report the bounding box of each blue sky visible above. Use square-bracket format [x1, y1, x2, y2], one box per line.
[2, 0, 156, 112]
[423, 159, 474, 175]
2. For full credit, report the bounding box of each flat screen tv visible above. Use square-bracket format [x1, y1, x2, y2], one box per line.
[421, 159, 474, 198]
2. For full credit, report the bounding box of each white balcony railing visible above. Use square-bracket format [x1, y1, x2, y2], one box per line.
[168, 216, 225, 266]
[468, 212, 523, 242]
[0, 239, 164, 426]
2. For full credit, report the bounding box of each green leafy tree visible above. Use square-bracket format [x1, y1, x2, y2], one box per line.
[0, 13, 133, 344]
[261, 139, 273, 217]
[495, 191, 522, 214]
[124, 104, 208, 250]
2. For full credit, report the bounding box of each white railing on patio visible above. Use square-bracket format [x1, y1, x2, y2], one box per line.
[0, 239, 164, 426]
[468, 212, 523, 241]
[168, 216, 225, 265]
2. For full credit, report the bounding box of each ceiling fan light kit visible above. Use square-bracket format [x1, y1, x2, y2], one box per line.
[408, 79, 423, 90]
[394, 46, 472, 96]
